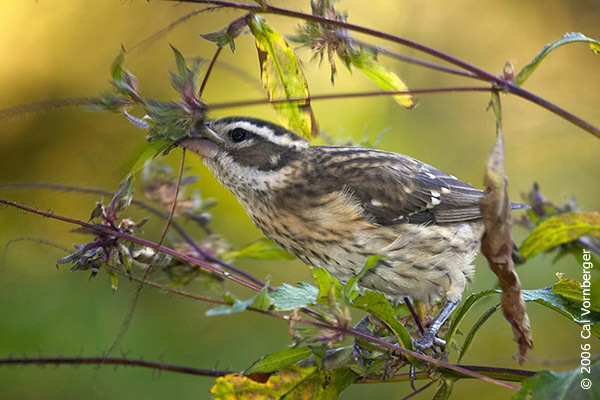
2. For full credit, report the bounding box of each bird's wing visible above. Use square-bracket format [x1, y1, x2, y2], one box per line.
[315, 147, 486, 225]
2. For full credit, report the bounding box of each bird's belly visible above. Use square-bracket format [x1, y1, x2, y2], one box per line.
[243, 198, 484, 304]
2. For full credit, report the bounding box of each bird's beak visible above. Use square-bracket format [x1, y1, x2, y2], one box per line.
[179, 121, 223, 159]
[199, 122, 225, 144]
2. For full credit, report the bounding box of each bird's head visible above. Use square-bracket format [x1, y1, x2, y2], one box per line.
[179, 117, 309, 193]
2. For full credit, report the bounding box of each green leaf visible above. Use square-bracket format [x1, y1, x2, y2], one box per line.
[551, 273, 596, 308]
[433, 377, 456, 400]
[514, 32, 600, 87]
[221, 238, 295, 262]
[312, 267, 343, 304]
[342, 255, 383, 302]
[445, 289, 498, 347]
[201, 15, 249, 53]
[109, 48, 140, 100]
[345, 48, 415, 109]
[521, 281, 600, 338]
[201, 27, 236, 51]
[168, 45, 203, 97]
[244, 347, 313, 374]
[128, 139, 174, 177]
[457, 303, 500, 363]
[108, 269, 119, 293]
[352, 290, 414, 351]
[269, 282, 319, 311]
[248, 15, 316, 139]
[519, 212, 600, 259]
[206, 285, 271, 316]
[108, 176, 135, 215]
[514, 360, 600, 400]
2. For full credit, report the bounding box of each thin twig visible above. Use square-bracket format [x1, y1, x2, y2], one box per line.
[0, 198, 533, 389]
[208, 87, 493, 110]
[200, 47, 223, 96]
[0, 97, 104, 121]
[0, 182, 268, 288]
[401, 380, 434, 399]
[347, 37, 478, 80]
[0, 356, 234, 377]
[167, 0, 600, 138]
[0, 198, 264, 292]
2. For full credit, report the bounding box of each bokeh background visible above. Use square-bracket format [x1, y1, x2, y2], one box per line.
[1, 1, 599, 399]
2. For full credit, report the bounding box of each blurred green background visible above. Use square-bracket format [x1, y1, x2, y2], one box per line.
[1, 1, 599, 399]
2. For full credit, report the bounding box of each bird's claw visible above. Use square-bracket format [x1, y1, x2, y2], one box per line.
[413, 333, 446, 353]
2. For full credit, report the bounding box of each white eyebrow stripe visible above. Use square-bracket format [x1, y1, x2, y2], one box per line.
[223, 121, 309, 148]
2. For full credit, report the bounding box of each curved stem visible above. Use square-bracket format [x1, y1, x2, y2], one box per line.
[169, 0, 600, 138]
[0, 198, 264, 292]
[208, 86, 493, 110]
[0, 182, 268, 288]
[0, 356, 234, 377]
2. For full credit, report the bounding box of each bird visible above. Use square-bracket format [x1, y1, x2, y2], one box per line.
[179, 116, 524, 349]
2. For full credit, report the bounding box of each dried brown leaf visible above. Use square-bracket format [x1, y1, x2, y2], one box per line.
[480, 126, 533, 365]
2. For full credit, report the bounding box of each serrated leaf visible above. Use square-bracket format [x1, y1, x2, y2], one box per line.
[201, 27, 236, 51]
[221, 238, 295, 262]
[352, 290, 414, 351]
[108, 176, 135, 215]
[248, 15, 316, 139]
[514, 360, 600, 400]
[200, 15, 249, 53]
[519, 212, 600, 259]
[312, 267, 343, 304]
[521, 287, 600, 337]
[345, 48, 415, 109]
[206, 285, 271, 316]
[171, 45, 188, 79]
[211, 365, 356, 400]
[514, 32, 600, 87]
[244, 347, 313, 374]
[269, 282, 319, 311]
[110, 48, 139, 99]
[168, 45, 203, 98]
[551, 273, 592, 306]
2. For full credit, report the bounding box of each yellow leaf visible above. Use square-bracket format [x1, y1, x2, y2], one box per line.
[211, 366, 356, 400]
[348, 49, 415, 109]
[248, 16, 316, 139]
[520, 212, 600, 259]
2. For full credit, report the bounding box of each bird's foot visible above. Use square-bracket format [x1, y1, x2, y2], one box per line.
[413, 331, 446, 353]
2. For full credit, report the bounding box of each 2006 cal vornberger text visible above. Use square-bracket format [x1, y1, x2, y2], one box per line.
[580, 248, 594, 390]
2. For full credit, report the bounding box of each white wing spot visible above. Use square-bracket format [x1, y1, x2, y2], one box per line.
[404, 186, 412, 194]
[431, 196, 441, 206]
[441, 187, 451, 194]
[430, 190, 441, 198]
[269, 154, 281, 165]
[371, 199, 384, 207]
[425, 172, 436, 179]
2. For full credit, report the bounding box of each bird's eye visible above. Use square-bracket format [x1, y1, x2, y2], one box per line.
[229, 128, 248, 143]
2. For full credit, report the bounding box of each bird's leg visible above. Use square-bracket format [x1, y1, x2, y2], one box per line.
[413, 300, 459, 351]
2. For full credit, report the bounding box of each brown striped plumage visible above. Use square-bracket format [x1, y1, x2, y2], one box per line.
[180, 116, 524, 348]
